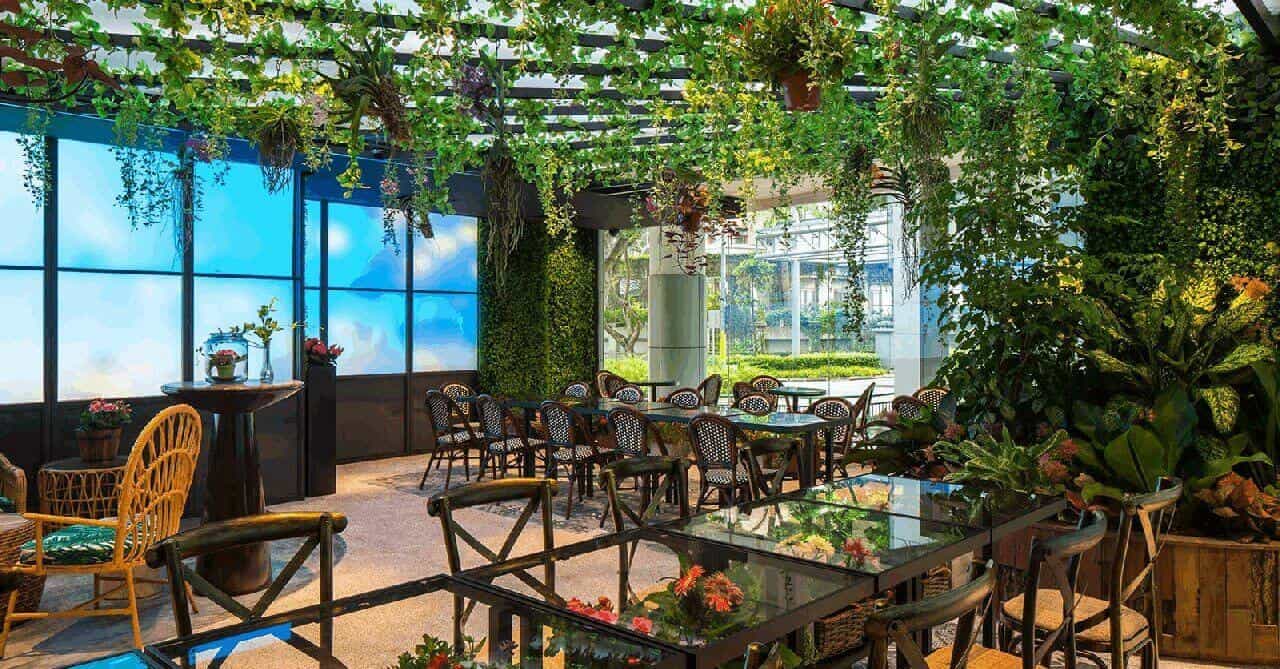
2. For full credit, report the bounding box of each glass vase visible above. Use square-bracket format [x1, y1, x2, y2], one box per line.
[260, 340, 274, 383]
[202, 331, 249, 384]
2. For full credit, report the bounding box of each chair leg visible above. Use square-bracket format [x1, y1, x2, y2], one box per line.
[125, 568, 143, 649]
[564, 466, 576, 519]
[444, 449, 456, 490]
[0, 589, 17, 658]
[186, 582, 199, 613]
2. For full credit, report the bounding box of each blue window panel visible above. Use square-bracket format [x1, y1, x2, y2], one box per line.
[326, 202, 406, 290]
[412, 293, 478, 371]
[193, 278, 295, 381]
[194, 161, 292, 276]
[0, 132, 42, 267]
[0, 270, 43, 403]
[304, 288, 321, 340]
[304, 200, 321, 288]
[412, 213, 478, 292]
[58, 272, 182, 400]
[58, 140, 182, 272]
[327, 290, 405, 375]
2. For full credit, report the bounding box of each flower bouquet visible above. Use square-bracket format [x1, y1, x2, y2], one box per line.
[76, 399, 133, 462]
[305, 337, 344, 366]
[617, 562, 761, 646]
[534, 597, 665, 667]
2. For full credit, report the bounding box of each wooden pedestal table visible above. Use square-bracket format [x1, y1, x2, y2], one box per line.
[161, 380, 304, 595]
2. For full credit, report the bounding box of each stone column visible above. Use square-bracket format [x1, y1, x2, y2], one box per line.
[889, 203, 947, 396]
[648, 227, 706, 389]
[790, 259, 802, 355]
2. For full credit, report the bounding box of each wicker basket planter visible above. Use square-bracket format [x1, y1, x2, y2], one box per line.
[0, 515, 44, 622]
[814, 564, 953, 659]
[995, 521, 1280, 665]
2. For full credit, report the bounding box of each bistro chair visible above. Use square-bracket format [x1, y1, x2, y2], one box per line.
[733, 391, 796, 494]
[891, 395, 930, 422]
[423, 389, 480, 490]
[595, 370, 628, 399]
[663, 387, 703, 409]
[599, 456, 690, 532]
[0, 404, 202, 654]
[428, 478, 558, 648]
[696, 374, 723, 407]
[850, 382, 877, 443]
[145, 512, 347, 647]
[540, 400, 611, 518]
[441, 382, 480, 430]
[749, 374, 783, 393]
[612, 384, 644, 403]
[1001, 479, 1182, 669]
[735, 391, 778, 415]
[601, 406, 669, 528]
[560, 380, 592, 399]
[475, 394, 544, 480]
[913, 386, 950, 412]
[687, 414, 753, 511]
[731, 381, 755, 402]
[808, 396, 855, 479]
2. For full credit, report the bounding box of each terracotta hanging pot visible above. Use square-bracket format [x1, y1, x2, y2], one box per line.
[779, 69, 820, 111]
[76, 428, 122, 463]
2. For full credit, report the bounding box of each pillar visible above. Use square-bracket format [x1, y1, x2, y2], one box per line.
[790, 259, 802, 355]
[647, 226, 706, 389]
[889, 203, 947, 396]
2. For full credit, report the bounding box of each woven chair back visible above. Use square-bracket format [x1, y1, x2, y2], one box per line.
[115, 404, 203, 565]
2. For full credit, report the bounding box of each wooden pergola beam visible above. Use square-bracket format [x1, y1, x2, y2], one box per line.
[1235, 0, 1280, 55]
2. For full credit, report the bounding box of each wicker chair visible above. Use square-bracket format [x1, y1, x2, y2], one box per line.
[850, 382, 876, 443]
[734, 391, 777, 415]
[734, 392, 796, 496]
[474, 395, 543, 480]
[913, 386, 950, 411]
[808, 397, 855, 479]
[687, 414, 753, 511]
[602, 406, 668, 527]
[595, 371, 628, 399]
[560, 381, 592, 399]
[540, 401, 612, 518]
[0, 455, 24, 515]
[0, 404, 203, 654]
[612, 384, 644, 404]
[663, 387, 703, 409]
[891, 395, 930, 421]
[423, 389, 480, 490]
[696, 374, 722, 407]
[749, 374, 783, 393]
[441, 382, 480, 430]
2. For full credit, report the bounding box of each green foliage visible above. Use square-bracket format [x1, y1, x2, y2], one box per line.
[733, 0, 852, 82]
[545, 228, 598, 395]
[937, 428, 1069, 495]
[602, 355, 649, 383]
[844, 405, 954, 480]
[727, 352, 886, 385]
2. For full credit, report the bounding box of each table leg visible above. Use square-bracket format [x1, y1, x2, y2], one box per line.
[489, 605, 514, 666]
[982, 543, 996, 649]
[198, 411, 271, 596]
[824, 428, 834, 482]
[798, 432, 815, 488]
[520, 410, 540, 478]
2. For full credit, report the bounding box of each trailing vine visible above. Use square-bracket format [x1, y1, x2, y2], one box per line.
[17, 105, 51, 207]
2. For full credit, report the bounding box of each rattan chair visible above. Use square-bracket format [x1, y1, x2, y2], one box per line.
[595, 371, 628, 399]
[560, 380, 592, 399]
[599, 456, 689, 532]
[749, 374, 783, 393]
[732, 392, 795, 495]
[474, 394, 543, 480]
[891, 395, 930, 421]
[441, 382, 480, 429]
[850, 382, 877, 443]
[0, 404, 203, 654]
[696, 374, 722, 407]
[0, 454, 26, 514]
[1001, 480, 1182, 669]
[663, 387, 703, 409]
[808, 397, 855, 479]
[734, 391, 778, 415]
[731, 381, 754, 402]
[913, 386, 950, 411]
[540, 401, 612, 518]
[687, 414, 753, 511]
[612, 384, 644, 403]
[428, 478, 558, 648]
[424, 389, 480, 490]
[601, 406, 669, 527]
[146, 512, 348, 644]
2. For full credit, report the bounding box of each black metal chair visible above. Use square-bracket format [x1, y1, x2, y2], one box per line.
[423, 389, 480, 490]
[145, 512, 347, 653]
[1001, 480, 1182, 669]
[427, 478, 558, 648]
[664, 387, 703, 409]
[475, 394, 543, 480]
[687, 414, 753, 511]
[560, 380, 592, 399]
[808, 396, 854, 479]
[539, 400, 611, 518]
[696, 373, 722, 407]
[612, 384, 644, 403]
[599, 456, 689, 532]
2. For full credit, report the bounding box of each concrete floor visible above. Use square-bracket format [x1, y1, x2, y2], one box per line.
[0, 456, 1258, 668]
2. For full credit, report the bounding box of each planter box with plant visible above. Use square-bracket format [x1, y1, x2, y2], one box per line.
[75, 399, 133, 463]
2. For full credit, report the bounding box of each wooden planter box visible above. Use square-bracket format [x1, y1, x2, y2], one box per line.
[996, 523, 1280, 665]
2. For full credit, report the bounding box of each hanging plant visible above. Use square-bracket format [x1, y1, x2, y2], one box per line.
[483, 141, 525, 288]
[109, 92, 180, 232]
[826, 144, 879, 334]
[325, 34, 409, 151]
[647, 168, 739, 275]
[734, 0, 849, 111]
[16, 104, 50, 207]
[246, 101, 306, 194]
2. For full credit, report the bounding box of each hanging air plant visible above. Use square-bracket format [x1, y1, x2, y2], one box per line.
[325, 35, 409, 149]
[110, 92, 181, 232]
[648, 169, 739, 275]
[248, 102, 305, 194]
[17, 104, 50, 207]
[483, 142, 525, 288]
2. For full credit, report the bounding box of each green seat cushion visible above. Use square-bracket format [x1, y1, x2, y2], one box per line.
[0, 496, 14, 513]
[19, 524, 127, 566]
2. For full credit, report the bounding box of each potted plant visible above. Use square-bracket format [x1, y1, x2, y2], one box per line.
[247, 102, 306, 193]
[76, 399, 133, 462]
[736, 0, 848, 111]
[239, 298, 296, 384]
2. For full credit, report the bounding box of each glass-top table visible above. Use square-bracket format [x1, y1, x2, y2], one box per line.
[659, 497, 984, 591]
[455, 529, 872, 668]
[767, 386, 825, 411]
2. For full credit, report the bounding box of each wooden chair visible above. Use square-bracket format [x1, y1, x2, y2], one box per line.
[427, 478, 558, 648]
[474, 394, 543, 480]
[0, 404, 202, 655]
[687, 414, 753, 511]
[599, 456, 689, 532]
[850, 382, 877, 443]
[744, 642, 786, 669]
[612, 384, 644, 403]
[145, 512, 347, 648]
[560, 380, 592, 399]
[808, 396, 855, 479]
[749, 374, 783, 393]
[423, 389, 480, 490]
[601, 406, 669, 528]
[999, 510, 1108, 669]
[0, 454, 26, 513]
[595, 371, 628, 399]
[866, 561, 997, 669]
[1001, 480, 1182, 669]
[539, 400, 611, 518]
[696, 374, 722, 407]
[663, 387, 703, 409]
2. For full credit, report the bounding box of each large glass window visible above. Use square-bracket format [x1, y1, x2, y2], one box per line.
[0, 132, 43, 267]
[0, 271, 43, 403]
[327, 202, 406, 290]
[194, 162, 293, 276]
[413, 293, 478, 371]
[194, 278, 295, 380]
[328, 290, 406, 375]
[413, 213, 478, 292]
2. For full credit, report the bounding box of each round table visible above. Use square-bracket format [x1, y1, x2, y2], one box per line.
[161, 380, 303, 595]
[38, 456, 128, 518]
[630, 380, 676, 402]
[769, 386, 826, 412]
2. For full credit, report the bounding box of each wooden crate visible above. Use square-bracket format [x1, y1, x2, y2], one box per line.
[995, 523, 1280, 665]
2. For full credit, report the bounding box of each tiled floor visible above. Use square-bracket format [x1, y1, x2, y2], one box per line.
[0, 456, 1260, 668]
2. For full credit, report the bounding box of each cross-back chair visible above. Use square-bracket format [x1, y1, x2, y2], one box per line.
[474, 394, 543, 480]
[428, 478, 558, 648]
[599, 456, 690, 532]
[1001, 479, 1182, 669]
[687, 414, 753, 511]
[423, 389, 480, 490]
[146, 512, 347, 658]
[696, 374, 722, 407]
[0, 404, 203, 655]
[560, 380, 592, 399]
[539, 400, 611, 518]
[749, 374, 783, 393]
[808, 396, 855, 479]
[867, 561, 1004, 669]
[743, 642, 787, 669]
[612, 384, 644, 403]
[596, 371, 628, 399]
[664, 387, 703, 409]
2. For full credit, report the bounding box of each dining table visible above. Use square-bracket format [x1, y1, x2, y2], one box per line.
[766, 385, 825, 412]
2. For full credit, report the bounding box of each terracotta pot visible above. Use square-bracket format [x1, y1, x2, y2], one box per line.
[76, 428, 122, 463]
[779, 70, 820, 111]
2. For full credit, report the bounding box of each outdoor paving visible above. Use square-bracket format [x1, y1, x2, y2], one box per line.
[0, 455, 1256, 668]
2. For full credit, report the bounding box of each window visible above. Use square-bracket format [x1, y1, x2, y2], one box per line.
[327, 290, 406, 375]
[413, 213, 478, 292]
[193, 278, 295, 380]
[0, 271, 43, 403]
[327, 202, 405, 290]
[413, 293, 478, 371]
[194, 162, 293, 277]
[0, 132, 42, 266]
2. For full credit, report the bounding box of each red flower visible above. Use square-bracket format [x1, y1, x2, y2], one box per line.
[1056, 439, 1079, 461]
[425, 654, 450, 669]
[701, 572, 744, 613]
[596, 595, 613, 612]
[672, 565, 705, 597]
[630, 616, 653, 635]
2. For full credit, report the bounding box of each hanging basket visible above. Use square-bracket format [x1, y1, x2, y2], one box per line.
[779, 70, 820, 111]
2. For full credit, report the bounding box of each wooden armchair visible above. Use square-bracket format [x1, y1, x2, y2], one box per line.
[599, 456, 689, 532]
[0, 404, 203, 655]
